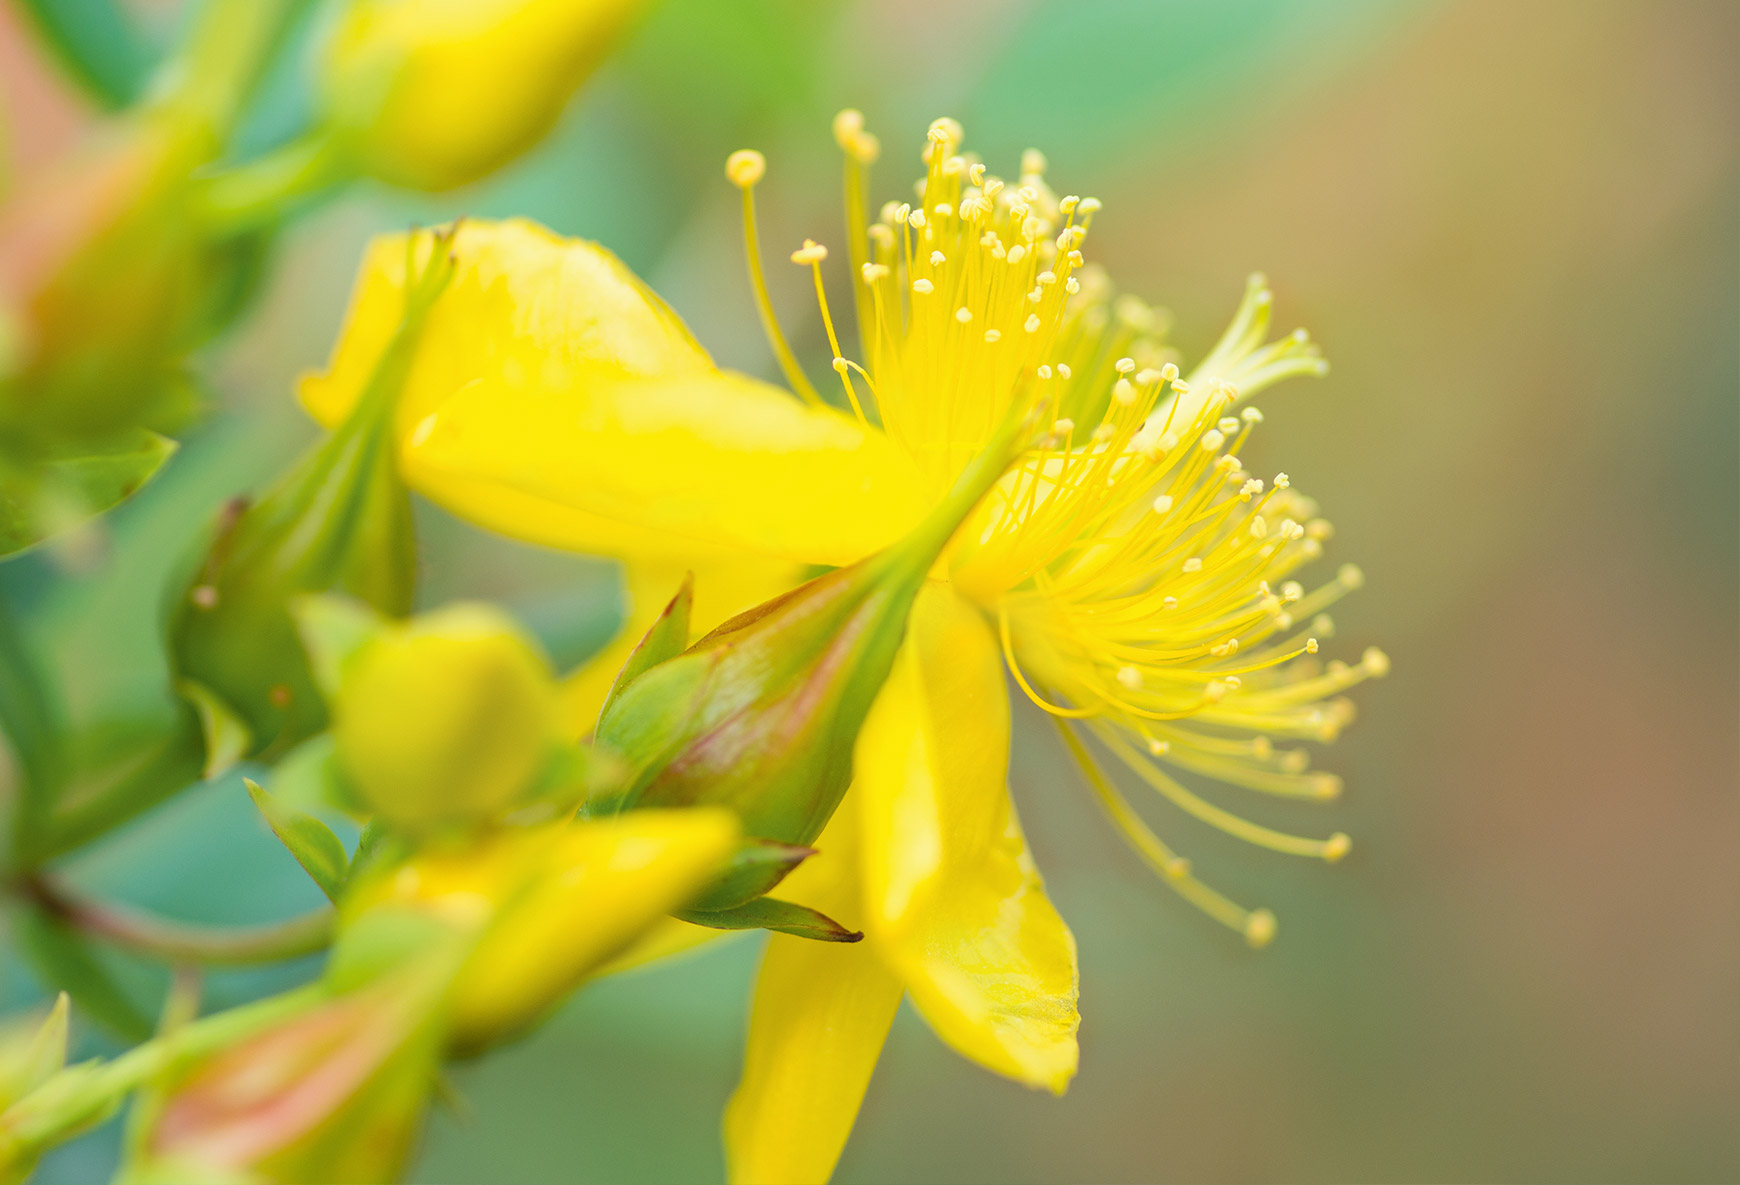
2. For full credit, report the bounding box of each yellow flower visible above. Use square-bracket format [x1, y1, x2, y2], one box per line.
[320, 0, 644, 192]
[303, 113, 1388, 1183]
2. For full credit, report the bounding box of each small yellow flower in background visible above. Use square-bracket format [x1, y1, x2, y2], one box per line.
[320, 0, 645, 192]
[303, 112, 1388, 1184]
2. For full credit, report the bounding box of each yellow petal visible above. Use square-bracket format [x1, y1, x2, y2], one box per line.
[558, 555, 805, 739]
[853, 582, 1079, 1092]
[411, 368, 920, 568]
[300, 219, 923, 567]
[724, 808, 901, 1185]
[436, 809, 739, 1050]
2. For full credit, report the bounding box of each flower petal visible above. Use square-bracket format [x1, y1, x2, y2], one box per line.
[853, 582, 1080, 1092]
[300, 219, 923, 567]
[410, 368, 921, 568]
[724, 808, 901, 1185]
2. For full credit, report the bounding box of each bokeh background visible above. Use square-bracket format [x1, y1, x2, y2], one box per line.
[2, 0, 1735, 1181]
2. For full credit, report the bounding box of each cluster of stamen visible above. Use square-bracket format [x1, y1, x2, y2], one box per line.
[726, 113, 1384, 948]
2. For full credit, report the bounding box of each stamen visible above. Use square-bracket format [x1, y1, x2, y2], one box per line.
[727, 149, 823, 406]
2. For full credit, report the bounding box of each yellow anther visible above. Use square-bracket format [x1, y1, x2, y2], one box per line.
[1161, 596, 1178, 610]
[833, 108, 864, 147]
[1135, 367, 1164, 385]
[954, 306, 973, 324]
[1050, 416, 1072, 432]
[1242, 406, 1264, 423]
[861, 262, 889, 282]
[1218, 416, 1240, 433]
[1060, 195, 1080, 215]
[1057, 363, 1072, 379]
[1244, 910, 1277, 948]
[1151, 494, 1173, 514]
[1273, 472, 1290, 489]
[969, 162, 987, 185]
[1037, 365, 1054, 380]
[1337, 563, 1364, 589]
[1322, 833, 1352, 862]
[1362, 647, 1391, 677]
[1160, 362, 1180, 381]
[1021, 148, 1048, 175]
[1305, 638, 1319, 654]
[1182, 557, 1203, 573]
[930, 250, 946, 266]
[1148, 737, 1170, 756]
[911, 278, 934, 295]
[1116, 665, 1143, 690]
[790, 239, 829, 265]
[1024, 313, 1041, 333]
[725, 149, 765, 188]
[1199, 429, 1225, 451]
[983, 329, 1002, 343]
[1113, 378, 1136, 405]
[1114, 357, 1136, 375]
[1280, 581, 1303, 601]
[1078, 197, 1102, 214]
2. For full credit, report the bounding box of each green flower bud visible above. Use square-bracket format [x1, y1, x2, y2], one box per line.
[333, 604, 560, 833]
[597, 425, 1022, 873]
[131, 971, 448, 1185]
[166, 233, 454, 757]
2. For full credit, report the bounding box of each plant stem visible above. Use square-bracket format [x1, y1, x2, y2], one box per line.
[22, 875, 334, 967]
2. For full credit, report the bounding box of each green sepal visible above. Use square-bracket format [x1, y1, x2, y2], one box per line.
[245, 778, 348, 903]
[12, 909, 153, 1043]
[676, 897, 862, 944]
[595, 574, 691, 727]
[177, 679, 251, 781]
[0, 431, 177, 559]
[686, 838, 814, 913]
[291, 594, 386, 702]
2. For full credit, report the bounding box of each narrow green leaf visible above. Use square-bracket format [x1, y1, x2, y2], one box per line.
[0, 431, 178, 559]
[0, 992, 70, 1109]
[596, 573, 692, 727]
[0, 598, 69, 860]
[13, 909, 154, 1043]
[290, 594, 386, 701]
[245, 778, 348, 903]
[177, 679, 251, 781]
[11, 0, 154, 110]
[677, 896, 862, 943]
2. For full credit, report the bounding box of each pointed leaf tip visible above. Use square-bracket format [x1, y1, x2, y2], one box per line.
[246, 778, 350, 902]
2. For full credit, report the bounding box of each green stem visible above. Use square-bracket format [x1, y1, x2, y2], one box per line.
[23, 875, 334, 967]
[154, 0, 318, 141]
[0, 984, 324, 1156]
[195, 133, 350, 235]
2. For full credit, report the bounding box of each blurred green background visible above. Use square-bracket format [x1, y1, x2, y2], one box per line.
[2, 0, 1735, 1181]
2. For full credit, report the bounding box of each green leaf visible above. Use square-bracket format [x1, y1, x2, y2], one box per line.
[13, 908, 154, 1043]
[676, 897, 862, 944]
[596, 573, 691, 727]
[245, 778, 348, 903]
[290, 594, 386, 702]
[0, 597, 69, 860]
[268, 731, 360, 815]
[0, 431, 178, 559]
[11, 0, 154, 110]
[0, 992, 70, 1110]
[177, 679, 251, 781]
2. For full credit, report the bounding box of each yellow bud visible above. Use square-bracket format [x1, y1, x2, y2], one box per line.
[320, 0, 643, 192]
[343, 811, 738, 1053]
[334, 604, 558, 831]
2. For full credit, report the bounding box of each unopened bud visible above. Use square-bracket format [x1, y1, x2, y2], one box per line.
[333, 604, 560, 834]
[319, 0, 643, 192]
